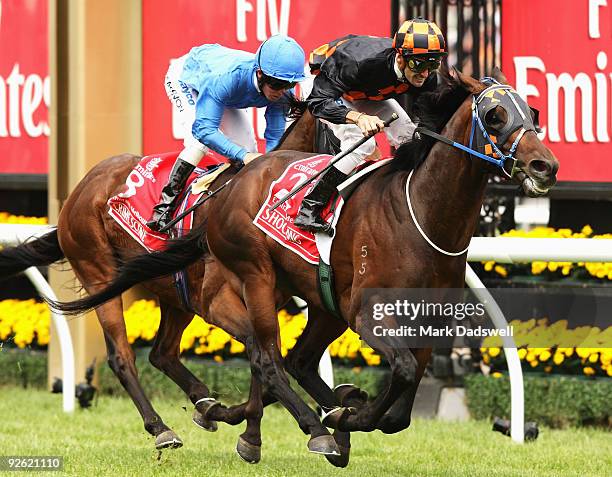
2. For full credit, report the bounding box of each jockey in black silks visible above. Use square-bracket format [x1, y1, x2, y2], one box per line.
[294, 17, 448, 233]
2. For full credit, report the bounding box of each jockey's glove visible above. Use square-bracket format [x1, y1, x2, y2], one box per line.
[229, 158, 245, 170]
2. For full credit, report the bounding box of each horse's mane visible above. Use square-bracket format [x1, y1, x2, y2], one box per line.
[273, 93, 309, 151]
[390, 70, 472, 172]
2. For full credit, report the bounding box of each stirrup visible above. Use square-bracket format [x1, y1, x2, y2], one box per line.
[147, 217, 170, 232]
[310, 219, 334, 235]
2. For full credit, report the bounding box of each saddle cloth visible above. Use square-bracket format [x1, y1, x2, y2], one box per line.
[253, 155, 392, 265]
[253, 155, 341, 264]
[107, 151, 225, 251]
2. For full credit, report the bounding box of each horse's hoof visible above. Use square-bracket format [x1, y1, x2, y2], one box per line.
[236, 436, 261, 464]
[195, 397, 221, 420]
[325, 444, 350, 468]
[192, 408, 218, 432]
[155, 430, 183, 450]
[325, 429, 351, 467]
[307, 435, 340, 456]
[333, 383, 368, 408]
[321, 406, 355, 429]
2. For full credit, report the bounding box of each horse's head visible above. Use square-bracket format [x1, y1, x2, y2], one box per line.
[453, 68, 559, 197]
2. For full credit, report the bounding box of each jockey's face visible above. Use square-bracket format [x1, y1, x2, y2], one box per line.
[256, 71, 290, 101]
[396, 55, 433, 88]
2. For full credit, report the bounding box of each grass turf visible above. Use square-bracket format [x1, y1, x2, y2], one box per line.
[0, 386, 609, 477]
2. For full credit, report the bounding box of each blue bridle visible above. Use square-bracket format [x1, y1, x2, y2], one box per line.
[416, 78, 540, 178]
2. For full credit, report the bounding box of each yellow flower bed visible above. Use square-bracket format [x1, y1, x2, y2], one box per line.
[0, 299, 382, 366]
[3, 299, 610, 374]
[0, 299, 50, 348]
[481, 318, 612, 377]
[0, 212, 48, 225]
[482, 225, 612, 280]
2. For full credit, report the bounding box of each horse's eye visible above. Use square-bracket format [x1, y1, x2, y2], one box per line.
[484, 106, 506, 130]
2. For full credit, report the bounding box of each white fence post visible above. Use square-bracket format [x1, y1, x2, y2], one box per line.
[465, 264, 524, 443]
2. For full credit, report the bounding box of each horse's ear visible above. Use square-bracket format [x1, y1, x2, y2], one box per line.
[451, 66, 481, 93]
[492, 67, 509, 85]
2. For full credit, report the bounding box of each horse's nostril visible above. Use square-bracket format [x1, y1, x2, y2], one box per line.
[530, 160, 550, 175]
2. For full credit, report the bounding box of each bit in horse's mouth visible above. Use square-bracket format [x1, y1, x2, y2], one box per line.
[515, 170, 549, 197]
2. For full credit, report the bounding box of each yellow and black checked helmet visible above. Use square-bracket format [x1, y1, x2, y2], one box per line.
[392, 17, 447, 57]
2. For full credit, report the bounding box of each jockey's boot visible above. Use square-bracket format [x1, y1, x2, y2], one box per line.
[147, 158, 195, 232]
[294, 167, 348, 233]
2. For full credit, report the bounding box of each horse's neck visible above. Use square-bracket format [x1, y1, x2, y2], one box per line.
[402, 107, 488, 253]
[279, 110, 316, 152]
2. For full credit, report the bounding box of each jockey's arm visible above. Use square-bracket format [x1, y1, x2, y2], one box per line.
[263, 104, 286, 152]
[308, 70, 385, 137]
[191, 91, 248, 162]
[307, 72, 352, 124]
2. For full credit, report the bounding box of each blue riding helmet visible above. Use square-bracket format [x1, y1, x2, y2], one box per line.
[256, 35, 307, 82]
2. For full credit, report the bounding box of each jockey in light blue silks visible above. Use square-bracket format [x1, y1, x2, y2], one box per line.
[148, 35, 306, 232]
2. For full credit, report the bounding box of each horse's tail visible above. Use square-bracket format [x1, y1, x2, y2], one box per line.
[47, 225, 208, 316]
[0, 229, 64, 279]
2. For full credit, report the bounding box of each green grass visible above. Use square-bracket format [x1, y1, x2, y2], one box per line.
[0, 387, 609, 477]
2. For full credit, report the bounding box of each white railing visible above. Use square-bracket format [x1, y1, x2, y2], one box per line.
[0, 224, 75, 413]
[468, 237, 612, 263]
[465, 265, 524, 442]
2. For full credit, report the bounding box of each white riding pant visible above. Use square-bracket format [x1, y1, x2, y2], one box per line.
[322, 97, 416, 174]
[164, 55, 258, 166]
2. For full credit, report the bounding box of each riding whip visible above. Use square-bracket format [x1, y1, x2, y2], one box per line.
[269, 112, 399, 212]
[157, 179, 231, 233]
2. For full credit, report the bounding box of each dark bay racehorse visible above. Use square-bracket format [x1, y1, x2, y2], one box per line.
[198, 68, 559, 446]
[0, 99, 342, 454]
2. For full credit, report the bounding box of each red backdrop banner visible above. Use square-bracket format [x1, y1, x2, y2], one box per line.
[502, 0, 612, 182]
[0, 0, 49, 175]
[142, 0, 390, 155]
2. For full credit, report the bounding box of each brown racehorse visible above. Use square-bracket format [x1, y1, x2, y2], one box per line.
[0, 98, 345, 455]
[198, 69, 560, 444]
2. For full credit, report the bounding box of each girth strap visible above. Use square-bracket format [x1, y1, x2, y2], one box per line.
[317, 261, 342, 318]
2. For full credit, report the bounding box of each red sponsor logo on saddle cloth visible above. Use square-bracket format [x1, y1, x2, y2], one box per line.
[107, 151, 223, 251]
[253, 155, 343, 265]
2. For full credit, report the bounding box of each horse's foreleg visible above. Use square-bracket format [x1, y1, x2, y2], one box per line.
[284, 309, 352, 468]
[376, 347, 432, 434]
[243, 279, 340, 457]
[236, 361, 264, 464]
[284, 309, 346, 409]
[333, 344, 418, 433]
[149, 302, 217, 432]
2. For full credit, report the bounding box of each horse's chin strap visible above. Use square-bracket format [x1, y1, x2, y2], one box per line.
[405, 169, 470, 257]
